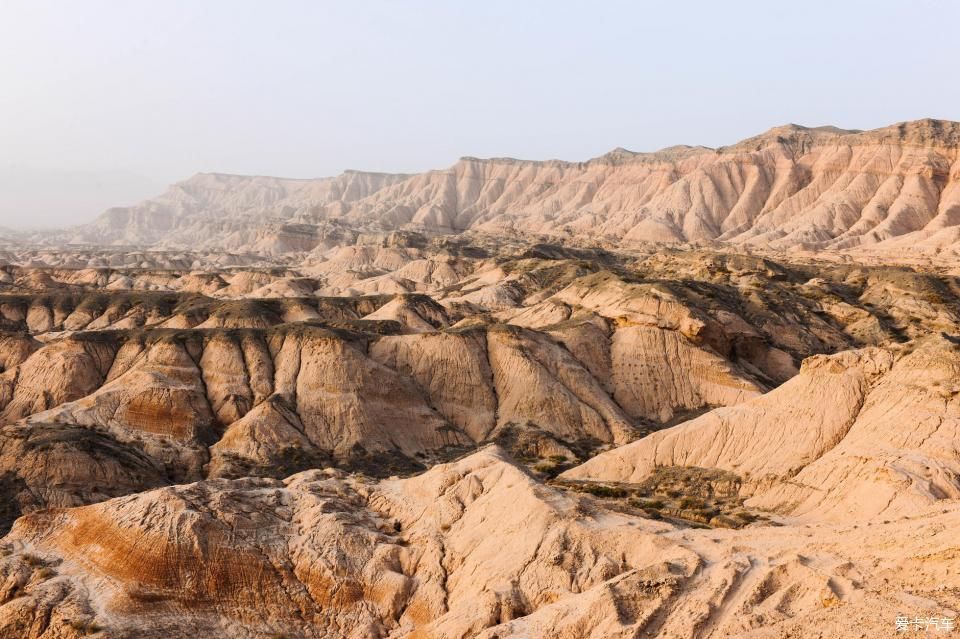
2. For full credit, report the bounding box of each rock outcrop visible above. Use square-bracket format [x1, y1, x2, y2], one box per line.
[564, 334, 960, 521]
[2, 447, 959, 638]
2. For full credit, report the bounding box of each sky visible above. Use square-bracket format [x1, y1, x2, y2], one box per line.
[1, 0, 959, 228]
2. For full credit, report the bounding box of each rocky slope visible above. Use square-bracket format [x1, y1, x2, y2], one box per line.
[1, 446, 958, 638]
[29, 119, 960, 257]
[1, 236, 959, 635]
[563, 334, 960, 522]
[330, 119, 960, 254]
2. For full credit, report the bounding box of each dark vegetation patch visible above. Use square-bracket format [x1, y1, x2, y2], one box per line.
[214, 447, 336, 481]
[555, 466, 768, 529]
[339, 444, 428, 478]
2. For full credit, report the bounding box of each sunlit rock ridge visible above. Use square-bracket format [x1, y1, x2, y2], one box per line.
[33, 119, 960, 257]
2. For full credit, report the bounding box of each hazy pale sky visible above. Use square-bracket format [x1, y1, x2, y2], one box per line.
[1, 0, 959, 227]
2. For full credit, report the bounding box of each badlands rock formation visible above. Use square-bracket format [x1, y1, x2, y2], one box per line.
[1, 120, 960, 637]
[28, 119, 960, 257]
[0, 237, 957, 637]
[1, 446, 959, 638]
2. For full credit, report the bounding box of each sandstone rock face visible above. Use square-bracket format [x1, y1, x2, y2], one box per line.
[368, 329, 497, 442]
[0, 334, 39, 372]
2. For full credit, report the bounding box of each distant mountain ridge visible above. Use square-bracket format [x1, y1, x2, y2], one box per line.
[38, 119, 960, 255]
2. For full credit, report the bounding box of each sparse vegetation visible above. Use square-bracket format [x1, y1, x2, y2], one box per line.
[22, 553, 43, 567]
[555, 465, 765, 529]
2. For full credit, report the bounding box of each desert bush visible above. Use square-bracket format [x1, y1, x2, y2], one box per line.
[631, 498, 665, 510]
[533, 461, 556, 474]
[581, 484, 627, 499]
[678, 497, 706, 510]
